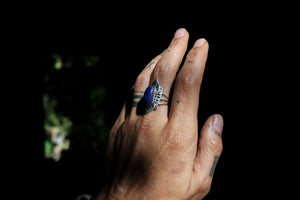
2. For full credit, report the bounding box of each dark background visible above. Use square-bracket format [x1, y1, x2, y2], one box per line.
[18, 3, 296, 200]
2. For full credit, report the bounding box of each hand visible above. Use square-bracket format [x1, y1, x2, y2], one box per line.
[97, 28, 224, 200]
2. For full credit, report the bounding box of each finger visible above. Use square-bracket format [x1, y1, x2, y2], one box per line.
[131, 54, 162, 116]
[150, 28, 189, 116]
[190, 114, 223, 194]
[105, 105, 126, 170]
[169, 38, 209, 121]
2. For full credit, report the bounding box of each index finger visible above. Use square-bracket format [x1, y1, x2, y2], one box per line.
[169, 39, 209, 121]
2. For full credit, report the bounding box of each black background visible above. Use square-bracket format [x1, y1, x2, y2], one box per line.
[16, 3, 297, 200]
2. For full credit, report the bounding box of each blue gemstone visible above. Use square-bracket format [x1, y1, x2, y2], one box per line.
[144, 85, 154, 105]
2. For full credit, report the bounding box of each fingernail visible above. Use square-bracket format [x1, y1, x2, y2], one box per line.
[174, 28, 186, 38]
[194, 38, 206, 47]
[213, 114, 223, 134]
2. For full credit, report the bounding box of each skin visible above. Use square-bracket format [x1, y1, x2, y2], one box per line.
[96, 28, 224, 200]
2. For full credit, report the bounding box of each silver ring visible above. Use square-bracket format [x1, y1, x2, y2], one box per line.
[141, 79, 168, 114]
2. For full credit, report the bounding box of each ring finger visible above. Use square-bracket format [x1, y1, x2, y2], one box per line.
[130, 54, 162, 116]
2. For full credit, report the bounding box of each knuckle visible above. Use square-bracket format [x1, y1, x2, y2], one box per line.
[207, 137, 223, 155]
[137, 117, 153, 132]
[137, 116, 164, 134]
[165, 126, 196, 149]
[165, 131, 182, 148]
[166, 133, 186, 149]
[154, 62, 171, 77]
[177, 73, 200, 88]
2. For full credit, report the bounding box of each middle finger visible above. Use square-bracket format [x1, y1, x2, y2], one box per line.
[150, 28, 189, 117]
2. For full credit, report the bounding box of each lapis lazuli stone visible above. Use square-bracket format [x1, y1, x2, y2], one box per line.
[144, 85, 154, 105]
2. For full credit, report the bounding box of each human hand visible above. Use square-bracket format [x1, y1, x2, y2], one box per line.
[96, 28, 223, 200]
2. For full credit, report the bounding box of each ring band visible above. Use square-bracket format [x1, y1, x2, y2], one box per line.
[140, 79, 168, 114]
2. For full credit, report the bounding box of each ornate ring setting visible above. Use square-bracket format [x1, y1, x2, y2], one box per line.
[141, 79, 168, 114]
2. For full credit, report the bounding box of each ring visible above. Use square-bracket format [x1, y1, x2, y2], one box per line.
[140, 79, 168, 114]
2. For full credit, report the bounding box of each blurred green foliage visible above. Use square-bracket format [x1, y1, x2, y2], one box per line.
[43, 53, 110, 160]
[43, 94, 72, 136]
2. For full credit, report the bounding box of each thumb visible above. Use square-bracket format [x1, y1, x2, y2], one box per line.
[189, 114, 224, 195]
